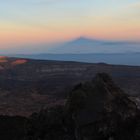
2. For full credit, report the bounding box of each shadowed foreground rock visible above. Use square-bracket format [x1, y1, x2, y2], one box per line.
[64, 73, 138, 140]
[0, 73, 140, 140]
[26, 73, 140, 140]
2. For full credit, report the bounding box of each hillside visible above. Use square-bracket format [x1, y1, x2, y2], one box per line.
[0, 73, 140, 140]
[0, 56, 140, 116]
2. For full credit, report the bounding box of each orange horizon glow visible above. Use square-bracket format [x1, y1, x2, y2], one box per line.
[0, 21, 140, 47]
[0, 0, 140, 50]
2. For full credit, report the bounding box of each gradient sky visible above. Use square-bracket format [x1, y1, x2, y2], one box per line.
[0, 0, 140, 53]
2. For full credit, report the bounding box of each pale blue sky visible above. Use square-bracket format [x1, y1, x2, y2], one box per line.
[0, 0, 139, 27]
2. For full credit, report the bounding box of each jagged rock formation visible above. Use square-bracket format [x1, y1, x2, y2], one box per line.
[25, 73, 140, 140]
[64, 73, 138, 140]
[67, 73, 137, 122]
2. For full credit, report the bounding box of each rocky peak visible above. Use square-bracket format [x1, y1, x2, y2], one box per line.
[24, 73, 140, 140]
[67, 73, 137, 125]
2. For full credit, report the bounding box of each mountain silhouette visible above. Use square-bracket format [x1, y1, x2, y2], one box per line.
[47, 37, 140, 54]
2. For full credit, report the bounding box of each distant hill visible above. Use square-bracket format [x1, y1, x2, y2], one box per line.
[0, 57, 140, 116]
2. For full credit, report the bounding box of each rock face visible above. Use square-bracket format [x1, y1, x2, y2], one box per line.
[25, 73, 139, 140]
[67, 73, 137, 123]
[65, 73, 138, 140]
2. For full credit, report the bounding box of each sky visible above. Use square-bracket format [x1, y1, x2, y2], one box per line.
[0, 0, 140, 53]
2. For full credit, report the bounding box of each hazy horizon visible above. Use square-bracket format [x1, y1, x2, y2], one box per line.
[0, 37, 140, 54]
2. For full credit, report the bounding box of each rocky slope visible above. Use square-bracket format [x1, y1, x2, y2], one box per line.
[0, 56, 140, 116]
[0, 73, 139, 140]
[64, 73, 138, 140]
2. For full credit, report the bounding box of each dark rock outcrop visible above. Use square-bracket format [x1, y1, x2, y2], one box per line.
[65, 73, 138, 140]
[25, 73, 140, 140]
